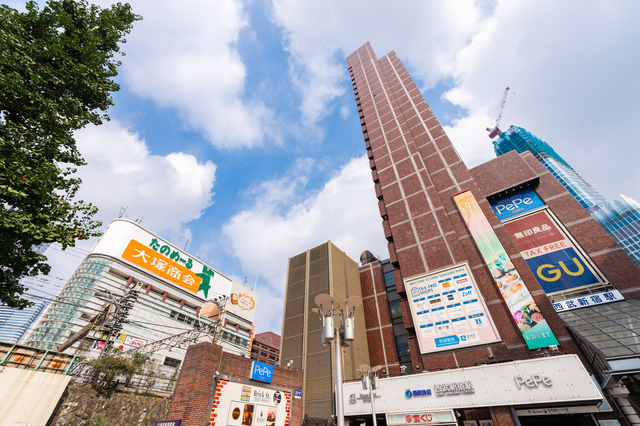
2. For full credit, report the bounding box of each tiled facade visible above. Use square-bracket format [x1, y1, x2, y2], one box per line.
[348, 42, 640, 425]
[280, 241, 370, 422]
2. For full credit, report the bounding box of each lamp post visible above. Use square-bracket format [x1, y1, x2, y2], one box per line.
[358, 364, 383, 426]
[313, 294, 362, 426]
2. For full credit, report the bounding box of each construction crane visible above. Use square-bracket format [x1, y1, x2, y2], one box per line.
[486, 86, 512, 139]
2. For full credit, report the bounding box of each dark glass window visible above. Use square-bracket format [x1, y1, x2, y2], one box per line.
[164, 357, 181, 368]
[389, 300, 402, 320]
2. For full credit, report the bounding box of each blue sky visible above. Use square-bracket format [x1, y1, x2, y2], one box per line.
[14, 0, 640, 334]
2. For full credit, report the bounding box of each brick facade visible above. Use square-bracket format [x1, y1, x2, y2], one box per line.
[166, 342, 303, 426]
[348, 42, 639, 425]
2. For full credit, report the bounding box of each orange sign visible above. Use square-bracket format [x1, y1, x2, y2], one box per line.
[122, 239, 202, 293]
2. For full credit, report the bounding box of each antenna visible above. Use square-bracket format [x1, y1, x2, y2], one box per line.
[252, 271, 259, 292]
[243, 276, 248, 286]
[118, 206, 128, 218]
[184, 239, 189, 251]
[197, 251, 202, 259]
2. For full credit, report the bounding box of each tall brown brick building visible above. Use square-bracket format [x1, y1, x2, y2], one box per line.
[347, 42, 640, 426]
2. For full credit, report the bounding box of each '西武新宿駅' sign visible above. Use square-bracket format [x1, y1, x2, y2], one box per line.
[453, 190, 559, 350]
[404, 264, 501, 354]
[343, 355, 602, 416]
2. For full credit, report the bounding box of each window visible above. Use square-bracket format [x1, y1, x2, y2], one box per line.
[164, 357, 181, 368]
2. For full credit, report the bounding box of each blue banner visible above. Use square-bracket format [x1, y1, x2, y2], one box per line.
[490, 188, 545, 221]
[250, 361, 274, 383]
[525, 247, 599, 293]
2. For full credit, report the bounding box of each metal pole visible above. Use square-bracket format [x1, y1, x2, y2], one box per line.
[369, 372, 378, 426]
[335, 328, 345, 426]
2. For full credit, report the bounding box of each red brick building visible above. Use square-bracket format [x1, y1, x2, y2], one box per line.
[166, 342, 303, 426]
[348, 42, 640, 426]
[251, 331, 281, 366]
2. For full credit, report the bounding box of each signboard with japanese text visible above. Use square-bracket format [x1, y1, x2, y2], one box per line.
[552, 290, 624, 312]
[404, 264, 501, 354]
[123, 239, 202, 294]
[343, 355, 601, 415]
[490, 188, 545, 221]
[502, 210, 601, 294]
[453, 190, 559, 350]
[211, 380, 290, 426]
[90, 219, 257, 323]
[386, 410, 455, 425]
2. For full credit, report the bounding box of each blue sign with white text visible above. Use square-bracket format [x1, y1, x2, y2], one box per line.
[490, 188, 545, 221]
[250, 361, 274, 383]
[525, 247, 599, 293]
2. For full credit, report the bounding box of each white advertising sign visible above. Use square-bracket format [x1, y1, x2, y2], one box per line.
[344, 355, 601, 415]
[404, 264, 500, 354]
[90, 220, 257, 322]
[211, 380, 290, 426]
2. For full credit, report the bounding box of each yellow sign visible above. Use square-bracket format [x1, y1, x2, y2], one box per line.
[122, 239, 202, 293]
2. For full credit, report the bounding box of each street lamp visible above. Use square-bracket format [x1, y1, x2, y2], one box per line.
[359, 364, 383, 426]
[313, 294, 362, 426]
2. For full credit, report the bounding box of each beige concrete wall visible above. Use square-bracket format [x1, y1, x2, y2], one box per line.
[0, 367, 70, 426]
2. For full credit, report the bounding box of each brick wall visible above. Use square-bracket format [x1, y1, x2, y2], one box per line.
[167, 342, 303, 426]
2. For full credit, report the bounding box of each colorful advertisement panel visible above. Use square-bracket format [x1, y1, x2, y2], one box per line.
[453, 190, 559, 350]
[211, 380, 290, 426]
[405, 264, 501, 354]
[490, 188, 545, 221]
[502, 211, 601, 294]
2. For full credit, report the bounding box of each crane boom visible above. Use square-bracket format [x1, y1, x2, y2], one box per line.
[486, 86, 511, 139]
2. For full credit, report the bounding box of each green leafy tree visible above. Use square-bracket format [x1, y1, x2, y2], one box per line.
[0, 0, 141, 308]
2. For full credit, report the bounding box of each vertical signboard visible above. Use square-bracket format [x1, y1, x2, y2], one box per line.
[453, 190, 559, 350]
[405, 264, 500, 353]
[501, 210, 601, 293]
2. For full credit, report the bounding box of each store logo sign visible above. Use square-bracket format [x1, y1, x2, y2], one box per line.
[405, 389, 432, 398]
[514, 374, 553, 389]
[250, 361, 273, 383]
[490, 188, 545, 220]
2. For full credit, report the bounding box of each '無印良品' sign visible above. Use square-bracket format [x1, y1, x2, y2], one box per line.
[453, 190, 559, 350]
[501, 210, 601, 294]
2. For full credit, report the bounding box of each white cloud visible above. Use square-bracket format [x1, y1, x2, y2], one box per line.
[222, 155, 388, 332]
[272, 0, 483, 123]
[117, 0, 273, 149]
[441, 1, 640, 201]
[74, 120, 217, 242]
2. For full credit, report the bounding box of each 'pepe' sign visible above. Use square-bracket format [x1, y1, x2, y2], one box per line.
[250, 361, 273, 383]
[490, 188, 545, 221]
